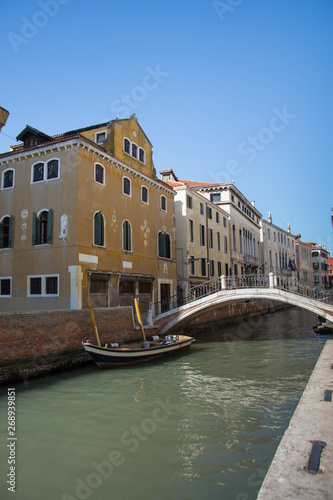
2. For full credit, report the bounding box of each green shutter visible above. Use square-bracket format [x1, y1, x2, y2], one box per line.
[94, 211, 102, 245]
[32, 212, 38, 245]
[47, 209, 53, 244]
[8, 216, 13, 248]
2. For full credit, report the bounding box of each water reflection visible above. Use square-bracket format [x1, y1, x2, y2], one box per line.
[0, 308, 329, 500]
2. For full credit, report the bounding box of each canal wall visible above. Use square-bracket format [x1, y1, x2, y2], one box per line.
[257, 339, 333, 500]
[0, 306, 158, 383]
[0, 299, 291, 383]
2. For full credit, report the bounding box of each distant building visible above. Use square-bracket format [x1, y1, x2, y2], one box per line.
[260, 212, 297, 283]
[328, 257, 333, 288]
[160, 169, 231, 293]
[310, 243, 330, 289]
[295, 235, 314, 286]
[0, 115, 176, 317]
[172, 179, 263, 276]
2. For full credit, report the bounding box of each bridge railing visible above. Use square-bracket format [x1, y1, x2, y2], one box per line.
[150, 273, 269, 317]
[275, 278, 333, 304]
[149, 273, 333, 320]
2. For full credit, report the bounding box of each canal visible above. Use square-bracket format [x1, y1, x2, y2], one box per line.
[0, 307, 329, 500]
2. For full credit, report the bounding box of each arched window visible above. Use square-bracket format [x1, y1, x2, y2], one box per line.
[132, 143, 137, 159]
[160, 195, 167, 211]
[139, 148, 145, 163]
[123, 220, 132, 251]
[141, 186, 148, 204]
[95, 163, 105, 184]
[33, 162, 44, 183]
[123, 177, 131, 196]
[94, 211, 104, 246]
[2, 169, 14, 189]
[158, 232, 171, 259]
[0, 216, 13, 248]
[32, 210, 52, 245]
[124, 138, 130, 154]
[47, 159, 59, 179]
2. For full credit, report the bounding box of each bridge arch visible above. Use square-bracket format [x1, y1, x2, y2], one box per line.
[156, 288, 333, 335]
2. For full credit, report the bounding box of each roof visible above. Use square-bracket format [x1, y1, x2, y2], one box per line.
[16, 125, 52, 142]
[178, 179, 228, 189]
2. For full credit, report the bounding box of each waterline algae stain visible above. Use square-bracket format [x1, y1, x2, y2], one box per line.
[0, 308, 328, 500]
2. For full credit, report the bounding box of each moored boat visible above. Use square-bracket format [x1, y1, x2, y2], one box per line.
[83, 334, 196, 368]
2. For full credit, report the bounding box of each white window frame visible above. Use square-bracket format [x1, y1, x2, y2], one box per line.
[27, 274, 59, 297]
[31, 158, 60, 183]
[0, 276, 12, 297]
[123, 176, 131, 197]
[160, 195, 167, 212]
[94, 163, 105, 186]
[1, 168, 15, 190]
[95, 130, 107, 145]
[131, 142, 138, 159]
[123, 137, 131, 155]
[139, 147, 146, 164]
[141, 185, 149, 204]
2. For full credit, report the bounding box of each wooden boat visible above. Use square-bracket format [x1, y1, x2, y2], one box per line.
[83, 299, 195, 368]
[83, 334, 196, 368]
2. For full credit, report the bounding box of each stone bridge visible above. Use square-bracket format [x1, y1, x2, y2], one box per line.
[150, 274, 333, 335]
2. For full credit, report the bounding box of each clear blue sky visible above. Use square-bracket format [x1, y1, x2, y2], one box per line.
[1, 0, 332, 250]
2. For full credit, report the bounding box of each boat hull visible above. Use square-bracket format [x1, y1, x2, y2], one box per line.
[83, 336, 195, 368]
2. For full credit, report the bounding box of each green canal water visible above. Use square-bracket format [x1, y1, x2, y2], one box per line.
[0, 308, 329, 500]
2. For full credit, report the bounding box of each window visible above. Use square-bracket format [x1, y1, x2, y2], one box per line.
[224, 235, 228, 254]
[32, 210, 52, 245]
[201, 258, 207, 277]
[141, 186, 149, 203]
[217, 232, 221, 252]
[33, 162, 44, 182]
[0, 216, 13, 249]
[95, 164, 105, 184]
[210, 260, 215, 277]
[47, 160, 59, 180]
[0, 277, 11, 296]
[132, 143, 138, 159]
[200, 203, 204, 216]
[223, 216, 227, 228]
[32, 159, 59, 182]
[158, 232, 171, 258]
[216, 212, 220, 224]
[268, 229, 271, 240]
[187, 195, 193, 209]
[209, 228, 213, 249]
[123, 177, 131, 196]
[28, 275, 59, 296]
[161, 195, 167, 211]
[189, 219, 194, 243]
[200, 224, 205, 246]
[232, 225, 237, 251]
[94, 211, 104, 246]
[218, 261, 222, 276]
[2, 169, 14, 189]
[189, 255, 195, 275]
[123, 220, 132, 251]
[95, 131, 106, 144]
[139, 148, 145, 163]
[210, 193, 221, 202]
[207, 207, 212, 219]
[124, 138, 130, 154]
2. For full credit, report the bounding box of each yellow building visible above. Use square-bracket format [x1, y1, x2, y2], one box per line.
[160, 169, 231, 293]
[0, 115, 176, 319]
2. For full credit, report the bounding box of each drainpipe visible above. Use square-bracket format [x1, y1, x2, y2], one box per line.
[206, 202, 210, 279]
